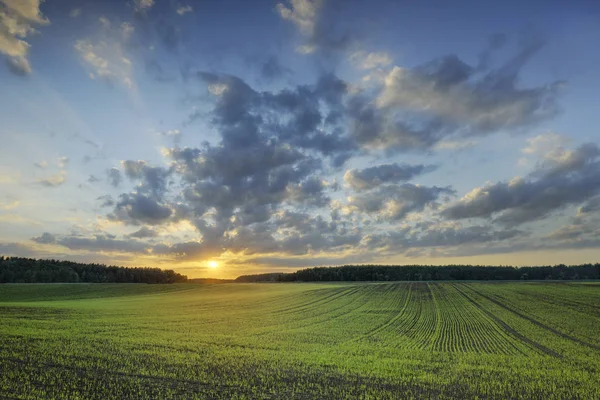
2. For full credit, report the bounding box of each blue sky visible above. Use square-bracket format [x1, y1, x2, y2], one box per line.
[1, 0, 600, 278]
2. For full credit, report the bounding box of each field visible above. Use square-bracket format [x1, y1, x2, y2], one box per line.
[1, 282, 599, 399]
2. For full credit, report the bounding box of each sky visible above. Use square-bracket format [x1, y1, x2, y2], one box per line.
[1, 0, 600, 278]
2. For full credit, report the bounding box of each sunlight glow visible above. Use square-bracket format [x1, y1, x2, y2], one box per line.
[208, 260, 219, 269]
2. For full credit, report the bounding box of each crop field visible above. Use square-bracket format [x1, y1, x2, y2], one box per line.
[1, 282, 599, 399]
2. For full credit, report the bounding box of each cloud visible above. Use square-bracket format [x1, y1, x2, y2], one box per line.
[121, 160, 171, 197]
[522, 132, 570, 156]
[519, 132, 570, 167]
[0, 0, 49, 75]
[378, 53, 559, 132]
[363, 222, 524, 253]
[345, 184, 453, 221]
[133, 0, 154, 13]
[69, 8, 81, 18]
[74, 38, 134, 88]
[351, 38, 563, 153]
[176, 5, 192, 15]
[34, 160, 47, 169]
[442, 143, 600, 226]
[107, 168, 122, 187]
[57, 156, 69, 168]
[276, 0, 350, 54]
[433, 139, 477, 151]
[350, 51, 392, 70]
[150, 239, 223, 261]
[0, 172, 19, 184]
[31, 232, 55, 244]
[344, 163, 436, 191]
[97, 195, 115, 208]
[121, 22, 134, 40]
[38, 171, 66, 187]
[88, 175, 101, 184]
[161, 129, 181, 144]
[127, 226, 158, 238]
[32, 232, 150, 253]
[0, 241, 38, 257]
[276, 0, 322, 43]
[108, 193, 173, 225]
[579, 197, 600, 215]
[0, 198, 19, 210]
[258, 55, 290, 81]
[99, 16, 111, 29]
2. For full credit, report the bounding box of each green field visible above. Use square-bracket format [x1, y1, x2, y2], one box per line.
[1, 282, 599, 399]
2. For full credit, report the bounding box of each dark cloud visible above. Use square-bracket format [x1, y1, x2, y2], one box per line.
[347, 184, 454, 221]
[151, 240, 222, 260]
[88, 175, 101, 183]
[362, 223, 525, 254]
[127, 226, 158, 238]
[442, 143, 600, 226]
[195, 71, 354, 158]
[285, 176, 331, 207]
[258, 55, 290, 81]
[122, 160, 171, 197]
[31, 232, 56, 244]
[346, 95, 445, 153]
[108, 193, 173, 225]
[5, 57, 29, 76]
[107, 168, 122, 187]
[580, 197, 600, 214]
[97, 195, 115, 208]
[33, 232, 149, 253]
[0, 242, 38, 257]
[344, 163, 436, 191]
[145, 59, 176, 82]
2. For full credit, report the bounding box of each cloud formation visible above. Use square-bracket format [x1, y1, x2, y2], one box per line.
[344, 163, 435, 191]
[0, 0, 49, 74]
[442, 143, 600, 226]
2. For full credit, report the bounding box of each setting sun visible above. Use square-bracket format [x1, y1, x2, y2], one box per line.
[207, 261, 219, 269]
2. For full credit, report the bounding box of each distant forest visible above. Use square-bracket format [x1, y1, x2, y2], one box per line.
[235, 264, 600, 282]
[0, 256, 188, 284]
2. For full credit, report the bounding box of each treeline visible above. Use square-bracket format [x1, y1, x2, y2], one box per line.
[235, 264, 600, 282]
[0, 256, 188, 284]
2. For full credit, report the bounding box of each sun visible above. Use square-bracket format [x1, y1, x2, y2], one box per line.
[207, 260, 219, 269]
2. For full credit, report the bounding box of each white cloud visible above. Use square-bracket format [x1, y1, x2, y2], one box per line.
[276, 0, 322, 53]
[519, 133, 571, 168]
[0, 199, 19, 210]
[208, 82, 228, 96]
[57, 156, 69, 168]
[69, 8, 81, 18]
[176, 5, 193, 15]
[133, 0, 154, 12]
[74, 39, 134, 88]
[276, 0, 321, 36]
[121, 22, 134, 40]
[434, 139, 477, 151]
[0, 0, 49, 74]
[350, 51, 392, 70]
[522, 132, 570, 155]
[38, 171, 67, 187]
[99, 16, 111, 28]
[34, 160, 47, 169]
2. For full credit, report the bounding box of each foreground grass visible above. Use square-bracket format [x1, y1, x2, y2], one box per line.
[1, 282, 599, 399]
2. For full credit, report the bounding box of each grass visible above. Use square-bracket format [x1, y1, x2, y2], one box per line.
[1, 281, 599, 399]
